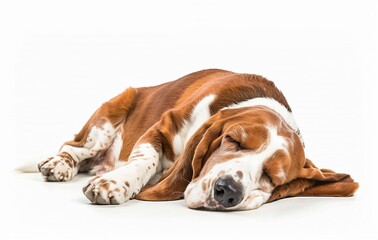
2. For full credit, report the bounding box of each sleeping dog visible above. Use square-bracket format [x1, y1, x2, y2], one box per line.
[37, 69, 359, 211]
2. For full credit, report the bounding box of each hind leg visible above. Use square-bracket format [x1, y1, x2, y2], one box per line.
[38, 118, 122, 181]
[38, 88, 136, 181]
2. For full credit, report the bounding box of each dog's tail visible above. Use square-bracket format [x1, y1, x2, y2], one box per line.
[15, 162, 39, 173]
[15, 164, 39, 173]
[15, 154, 52, 173]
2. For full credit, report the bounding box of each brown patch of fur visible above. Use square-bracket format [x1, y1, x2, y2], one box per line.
[209, 74, 292, 114]
[236, 171, 243, 180]
[175, 70, 234, 107]
[201, 181, 207, 191]
[98, 179, 107, 184]
[58, 152, 77, 167]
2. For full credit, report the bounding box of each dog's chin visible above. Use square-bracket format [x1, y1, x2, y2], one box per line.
[185, 194, 218, 210]
[185, 197, 243, 211]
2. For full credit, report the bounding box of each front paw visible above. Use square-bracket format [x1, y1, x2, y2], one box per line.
[38, 154, 76, 181]
[82, 176, 131, 205]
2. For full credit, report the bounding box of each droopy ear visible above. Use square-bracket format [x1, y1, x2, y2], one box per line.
[136, 117, 224, 201]
[268, 159, 359, 202]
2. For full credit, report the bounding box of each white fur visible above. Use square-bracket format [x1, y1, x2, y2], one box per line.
[85, 143, 160, 204]
[89, 128, 124, 175]
[39, 155, 78, 181]
[184, 126, 286, 210]
[112, 129, 125, 168]
[148, 152, 171, 184]
[60, 121, 118, 162]
[39, 120, 119, 180]
[173, 95, 215, 156]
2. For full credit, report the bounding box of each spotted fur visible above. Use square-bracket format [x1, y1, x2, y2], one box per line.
[37, 69, 358, 211]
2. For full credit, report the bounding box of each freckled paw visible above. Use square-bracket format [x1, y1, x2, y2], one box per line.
[38, 155, 76, 182]
[82, 177, 129, 205]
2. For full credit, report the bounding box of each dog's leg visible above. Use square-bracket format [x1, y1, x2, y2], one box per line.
[38, 88, 136, 182]
[82, 143, 161, 204]
[38, 119, 120, 181]
[82, 110, 183, 204]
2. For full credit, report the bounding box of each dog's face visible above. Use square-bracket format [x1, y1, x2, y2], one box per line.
[184, 107, 304, 210]
[137, 106, 358, 211]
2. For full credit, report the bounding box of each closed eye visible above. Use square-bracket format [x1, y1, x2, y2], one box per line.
[225, 135, 246, 151]
[260, 170, 274, 186]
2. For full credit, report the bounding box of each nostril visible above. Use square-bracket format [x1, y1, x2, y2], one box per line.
[214, 178, 227, 200]
[227, 198, 234, 205]
[215, 188, 224, 197]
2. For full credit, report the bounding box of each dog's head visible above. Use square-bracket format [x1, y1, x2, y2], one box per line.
[137, 106, 359, 211]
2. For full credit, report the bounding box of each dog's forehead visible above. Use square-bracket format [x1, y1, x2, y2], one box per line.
[201, 124, 288, 176]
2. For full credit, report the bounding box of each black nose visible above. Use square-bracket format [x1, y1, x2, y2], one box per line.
[214, 177, 243, 208]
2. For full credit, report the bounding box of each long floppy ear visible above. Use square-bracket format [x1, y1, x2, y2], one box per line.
[136, 118, 225, 201]
[268, 159, 359, 202]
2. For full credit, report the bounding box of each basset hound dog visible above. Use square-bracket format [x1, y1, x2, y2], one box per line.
[38, 69, 359, 211]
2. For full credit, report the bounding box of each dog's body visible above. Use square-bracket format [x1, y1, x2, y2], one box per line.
[38, 69, 358, 211]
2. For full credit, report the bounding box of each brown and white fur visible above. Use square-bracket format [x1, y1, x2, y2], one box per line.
[37, 69, 359, 211]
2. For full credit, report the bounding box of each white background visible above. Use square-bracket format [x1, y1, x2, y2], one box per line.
[1, 0, 377, 239]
